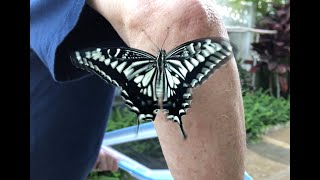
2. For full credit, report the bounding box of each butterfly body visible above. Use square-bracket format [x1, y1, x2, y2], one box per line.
[153, 49, 166, 103]
[70, 38, 233, 139]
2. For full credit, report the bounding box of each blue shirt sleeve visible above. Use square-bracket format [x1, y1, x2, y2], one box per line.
[30, 0, 88, 82]
[30, 0, 127, 82]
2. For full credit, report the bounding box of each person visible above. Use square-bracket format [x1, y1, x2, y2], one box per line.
[30, 0, 245, 179]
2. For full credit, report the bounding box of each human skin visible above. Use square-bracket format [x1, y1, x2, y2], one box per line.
[87, 0, 246, 179]
[93, 148, 118, 172]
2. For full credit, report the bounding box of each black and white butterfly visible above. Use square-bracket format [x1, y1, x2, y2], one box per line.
[70, 37, 233, 139]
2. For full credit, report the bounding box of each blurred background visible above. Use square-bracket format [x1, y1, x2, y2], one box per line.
[88, 0, 290, 179]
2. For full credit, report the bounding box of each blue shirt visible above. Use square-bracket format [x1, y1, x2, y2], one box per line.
[30, 1, 125, 179]
[31, 0, 86, 81]
[30, 0, 126, 82]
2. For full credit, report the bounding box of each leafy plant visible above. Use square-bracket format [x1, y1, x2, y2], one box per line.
[243, 89, 290, 141]
[106, 106, 137, 132]
[88, 170, 135, 180]
[249, 1, 290, 97]
[87, 171, 121, 180]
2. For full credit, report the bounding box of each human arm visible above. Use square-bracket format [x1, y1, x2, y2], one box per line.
[86, 0, 246, 179]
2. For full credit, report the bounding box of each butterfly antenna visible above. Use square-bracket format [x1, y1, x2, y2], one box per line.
[160, 27, 170, 49]
[142, 29, 159, 52]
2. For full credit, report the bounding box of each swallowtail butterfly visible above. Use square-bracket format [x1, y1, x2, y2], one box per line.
[70, 37, 233, 139]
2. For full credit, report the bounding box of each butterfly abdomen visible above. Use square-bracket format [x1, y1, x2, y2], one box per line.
[155, 70, 164, 107]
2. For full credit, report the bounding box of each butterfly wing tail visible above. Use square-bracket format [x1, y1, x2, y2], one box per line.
[135, 118, 141, 137]
[178, 120, 187, 139]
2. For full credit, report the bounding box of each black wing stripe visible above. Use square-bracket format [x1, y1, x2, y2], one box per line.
[183, 60, 194, 72]
[166, 63, 186, 80]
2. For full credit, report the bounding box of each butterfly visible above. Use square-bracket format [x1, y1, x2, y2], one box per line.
[70, 37, 234, 139]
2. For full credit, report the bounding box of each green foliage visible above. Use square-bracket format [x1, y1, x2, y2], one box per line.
[251, 1, 290, 97]
[87, 171, 121, 180]
[88, 170, 135, 180]
[106, 106, 137, 132]
[243, 89, 290, 141]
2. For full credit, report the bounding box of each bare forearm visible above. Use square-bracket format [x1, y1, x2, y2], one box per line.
[155, 59, 245, 179]
[87, 0, 245, 179]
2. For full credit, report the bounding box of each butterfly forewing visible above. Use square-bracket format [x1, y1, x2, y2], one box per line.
[166, 38, 233, 87]
[71, 47, 160, 122]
